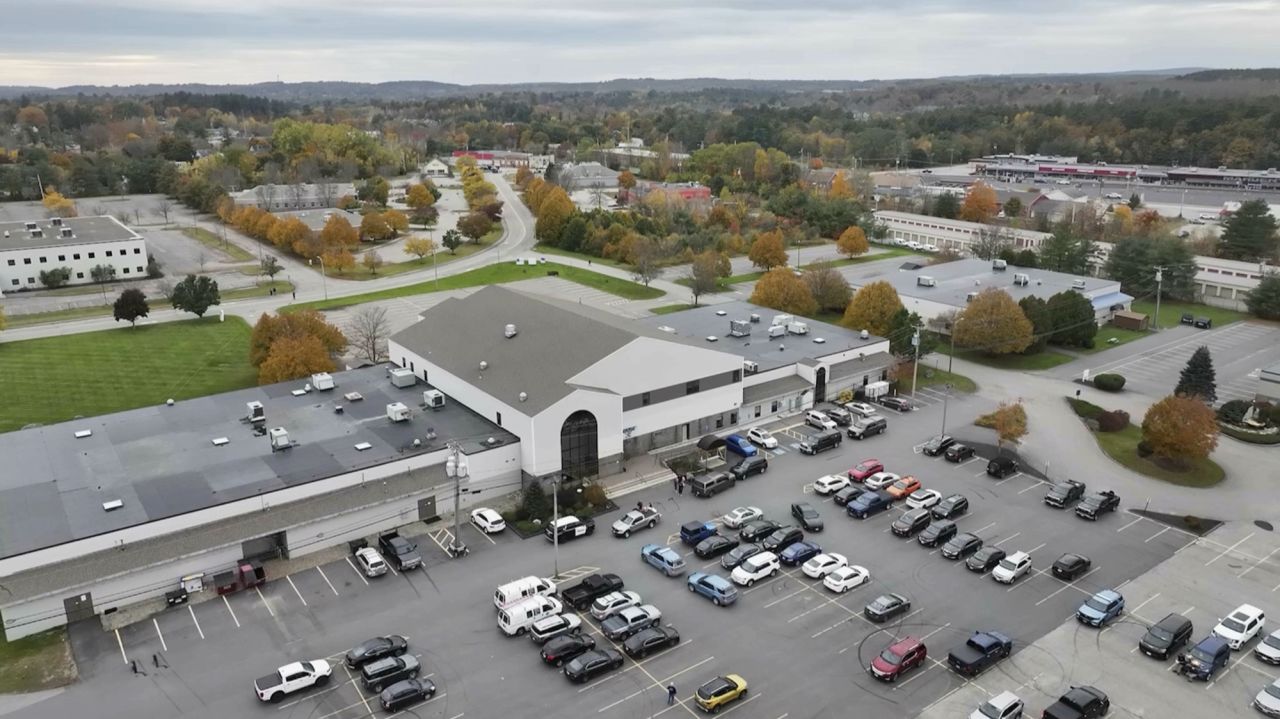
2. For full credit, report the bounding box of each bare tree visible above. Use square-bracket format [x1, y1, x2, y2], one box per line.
[348, 306, 390, 363]
[314, 176, 338, 208]
[197, 251, 208, 273]
[971, 226, 1013, 260]
[630, 236, 664, 287]
[154, 279, 175, 301]
[254, 183, 277, 210]
[154, 198, 173, 223]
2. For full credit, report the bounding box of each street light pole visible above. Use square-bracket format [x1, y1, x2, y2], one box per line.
[941, 328, 957, 435]
[309, 257, 328, 300]
[552, 477, 560, 580]
[910, 330, 920, 398]
[444, 442, 469, 558]
[1152, 266, 1164, 330]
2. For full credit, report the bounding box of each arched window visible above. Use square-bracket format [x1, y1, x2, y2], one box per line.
[560, 410, 599, 480]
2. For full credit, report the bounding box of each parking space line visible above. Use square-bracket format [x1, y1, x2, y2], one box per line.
[993, 532, 1021, 547]
[763, 587, 808, 608]
[971, 522, 996, 536]
[316, 566, 339, 596]
[1025, 542, 1047, 555]
[285, 575, 309, 607]
[221, 595, 241, 627]
[1116, 517, 1144, 533]
[994, 472, 1024, 486]
[1017, 482, 1042, 495]
[1206, 532, 1256, 566]
[152, 618, 168, 652]
[344, 556, 370, 586]
[1145, 527, 1171, 543]
[1240, 545, 1280, 578]
[114, 628, 127, 664]
[346, 663, 375, 717]
[1034, 566, 1101, 606]
[255, 586, 275, 617]
[188, 605, 205, 639]
[470, 522, 499, 545]
[579, 641, 699, 693]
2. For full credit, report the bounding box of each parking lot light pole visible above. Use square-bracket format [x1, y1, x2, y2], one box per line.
[308, 257, 328, 300]
[1152, 267, 1164, 331]
[551, 477, 560, 580]
[910, 331, 921, 398]
[444, 442, 468, 558]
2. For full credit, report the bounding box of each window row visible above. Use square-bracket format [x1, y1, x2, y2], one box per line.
[9, 266, 145, 285]
[5, 246, 143, 266]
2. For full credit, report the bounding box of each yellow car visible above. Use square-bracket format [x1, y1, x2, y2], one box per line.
[695, 673, 747, 712]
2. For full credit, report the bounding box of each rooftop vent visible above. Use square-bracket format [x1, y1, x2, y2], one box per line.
[504, 323, 517, 338]
[60, 227, 74, 238]
[51, 217, 63, 227]
[24, 221, 37, 231]
[749, 314, 761, 323]
[74, 429, 93, 439]
[715, 310, 727, 316]
[966, 292, 979, 303]
[268, 427, 291, 451]
[657, 325, 675, 333]
[705, 335, 718, 342]
[519, 392, 528, 402]
[860, 329, 869, 339]
[813, 337, 826, 344]
[211, 437, 229, 446]
[102, 499, 124, 512]
[479, 360, 488, 371]
[30, 229, 42, 238]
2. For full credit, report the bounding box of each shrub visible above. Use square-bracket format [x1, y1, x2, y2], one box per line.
[1067, 397, 1105, 419]
[1082, 338, 1095, 350]
[1184, 516, 1203, 531]
[1136, 440, 1154, 457]
[1097, 409, 1130, 432]
[1093, 373, 1126, 392]
[520, 481, 551, 521]
[583, 483, 608, 507]
[1219, 423, 1280, 445]
[1216, 399, 1252, 425]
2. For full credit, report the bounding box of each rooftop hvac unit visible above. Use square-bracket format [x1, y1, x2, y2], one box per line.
[786, 321, 809, 335]
[1071, 279, 1087, 290]
[916, 276, 936, 287]
[246, 401, 265, 425]
[268, 427, 291, 451]
[389, 367, 416, 388]
[860, 329, 869, 339]
[728, 319, 751, 337]
[749, 313, 761, 323]
[1013, 273, 1030, 286]
[30, 229, 42, 238]
[992, 259, 1008, 271]
[705, 335, 718, 342]
[715, 310, 727, 316]
[310, 372, 335, 391]
[386, 402, 411, 422]
[60, 227, 74, 238]
[966, 292, 979, 303]
[102, 499, 124, 512]
[743, 360, 759, 375]
[24, 221, 36, 231]
[767, 324, 786, 339]
[423, 389, 445, 409]
[772, 314, 794, 327]
[504, 323, 517, 338]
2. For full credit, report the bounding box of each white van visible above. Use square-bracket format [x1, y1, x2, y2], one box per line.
[498, 595, 564, 636]
[494, 576, 557, 610]
[805, 410, 837, 430]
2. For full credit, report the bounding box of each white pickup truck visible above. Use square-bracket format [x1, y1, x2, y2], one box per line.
[254, 660, 332, 703]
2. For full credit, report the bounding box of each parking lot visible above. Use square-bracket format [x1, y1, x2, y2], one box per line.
[55, 389, 1205, 719]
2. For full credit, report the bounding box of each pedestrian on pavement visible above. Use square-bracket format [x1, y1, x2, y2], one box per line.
[677, 477, 684, 495]
[291, 290, 296, 299]
[666, 684, 677, 705]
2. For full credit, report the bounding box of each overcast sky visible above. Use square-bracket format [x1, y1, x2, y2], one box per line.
[1, 0, 1277, 87]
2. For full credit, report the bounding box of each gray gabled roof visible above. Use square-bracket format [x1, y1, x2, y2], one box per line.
[390, 285, 643, 414]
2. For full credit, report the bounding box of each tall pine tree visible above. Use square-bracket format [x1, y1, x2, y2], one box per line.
[1175, 345, 1217, 403]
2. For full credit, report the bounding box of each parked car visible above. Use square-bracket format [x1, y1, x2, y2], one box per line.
[746, 427, 778, 449]
[1213, 603, 1266, 649]
[1256, 679, 1280, 716]
[641, 543, 687, 577]
[863, 472, 900, 490]
[848, 416, 888, 439]
[986, 456, 1019, 479]
[691, 472, 736, 498]
[722, 506, 763, 529]
[562, 573, 624, 611]
[470, 507, 506, 534]
[360, 654, 421, 693]
[377, 532, 422, 571]
[1179, 636, 1232, 681]
[825, 565, 871, 593]
[1075, 490, 1120, 520]
[723, 434, 758, 458]
[687, 572, 739, 606]
[1139, 613, 1193, 660]
[790, 502, 824, 531]
[848, 490, 894, 519]
[1077, 589, 1125, 627]
[730, 551, 780, 586]
[833, 485, 869, 507]
[681, 520, 718, 545]
[590, 591, 642, 620]
[541, 633, 596, 667]
[563, 648, 624, 683]
[798, 429, 843, 455]
[947, 631, 1012, 677]
[695, 674, 748, 713]
[694, 534, 740, 559]
[1194, 317, 1213, 329]
[354, 547, 388, 578]
[1051, 553, 1092, 581]
[602, 605, 661, 640]
[845, 401, 879, 418]
[623, 626, 681, 659]
[869, 636, 927, 682]
[762, 526, 805, 553]
[729, 455, 769, 480]
[880, 396, 913, 412]
[719, 543, 763, 571]
[906, 489, 942, 510]
[379, 678, 436, 712]
[1180, 312, 1196, 325]
[864, 592, 911, 622]
[780, 540, 823, 566]
[941, 532, 983, 560]
[918, 520, 958, 548]
[1255, 629, 1280, 664]
[886, 476, 921, 500]
[806, 410, 838, 430]
[802, 552, 849, 579]
[814, 473, 852, 495]
[254, 660, 332, 703]
[966, 547, 1007, 573]
[891, 509, 933, 537]
[825, 406, 853, 426]
[345, 635, 409, 669]
[1044, 480, 1086, 508]
[969, 691, 1024, 719]
[545, 515, 595, 542]
[528, 613, 583, 645]
[847, 459, 885, 482]
[991, 552, 1032, 584]
[921, 435, 955, 456]
[1042, 685, 1109, 719]
[612, 506, 661, 538]
[944, 443, 976, 462]
[931, 493, 969, 520]
[738, 519, 781, 543]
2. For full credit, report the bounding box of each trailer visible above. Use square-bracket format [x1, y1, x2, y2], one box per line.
[214, 560, 266, 595]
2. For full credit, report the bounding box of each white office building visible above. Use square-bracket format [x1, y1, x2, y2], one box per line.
[874, 210, 1052, 253]
[0, 216, 148, 293]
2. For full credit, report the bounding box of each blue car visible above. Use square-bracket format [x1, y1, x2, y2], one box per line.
[641, 543, 687, 577]
[687, 572, 738, 606]
[1077, 589, 1125, 627]
[847, 491, 893, 519]
[680, 520, 718, 546]
[779, 540, 822, 566]
[723, 434, 758, 458]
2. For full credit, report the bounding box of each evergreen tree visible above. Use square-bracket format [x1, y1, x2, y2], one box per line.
[933, 192, 959, 219]
[1246, 273, 1280, 320]
[1017, 295, 1052, 354]
[1175, 345, 1217, 403]
[1220, 199, 1279, 261]
[1045, 291, 1098, 348]
[887, 308, 937, 360]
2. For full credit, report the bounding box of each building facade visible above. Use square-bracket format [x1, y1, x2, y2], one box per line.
[230, 182, 357, 211]
[874, 210, 1052, 253]
[0, 216, 148, 293]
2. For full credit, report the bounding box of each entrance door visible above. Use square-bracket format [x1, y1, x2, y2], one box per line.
[64, 593, 94, 623]
[815, 367, 827, 403]
[418, 495, 438, 523]
[242, 532, 286, 562]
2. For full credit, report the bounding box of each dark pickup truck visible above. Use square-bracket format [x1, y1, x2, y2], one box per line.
[562, 573, 624, 611]
[378, 532, 423, 571]
[946, 630, 1012, 677]
[1075, 490, 1120, 520]
[1042, 685, 1110, 719]
[1044, 480, 1086, 508]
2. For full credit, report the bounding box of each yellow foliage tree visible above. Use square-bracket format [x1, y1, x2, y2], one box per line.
[747, 230, 788, 270]
[319, 214, 359, 251]
[750, 268, 818, 316]
[953, 288, 1033, 354]
[258, 335, 336, 385]
[828, 171, 855, 199]
[268, 217, 310, 251]
[1141, 395, 1219, 465]
[535, 188, 575, 243]
[405, 184, 435, 210]
[1111, 204, 1134, 234]
[403, 236, 437, 261]
[383, 209, 409, 236]
[42, 190, 77, 218]
[323, 248, 355, 274]
[841, 280, 903, 336]
[250, 310, 348, 367]
[0, 305, 6, 331]
[960, 181, 999, 223]
[836, 226, 869, 258]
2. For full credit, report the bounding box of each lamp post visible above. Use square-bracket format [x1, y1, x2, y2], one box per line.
[910, 330, 921, 398]
[309, 256, 328, 300]
[1152, 266, 1164, 331]
[941, 325, 958, 436]
[444, 442, 469, 558]
[551, 476, 561, 580]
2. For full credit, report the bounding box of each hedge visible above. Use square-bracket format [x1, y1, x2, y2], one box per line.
[1219, 423, 1280, 445]
[1098, 409, 1130, 432]
[1093, 373, 1126, 392]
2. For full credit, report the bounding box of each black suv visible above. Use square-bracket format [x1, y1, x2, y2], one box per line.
[1044, 480, 1086, 508]
[729, 455, 768, 480]
[921, 435, 955, 457]
[790, 502, 824, 532]
[361, 655, 421, 692]
[891, 509, 932, 537]
[1075, 490, 1120, 520]
[944, 443, 976, 462]
[986, 456, 1019, 478]
[931, 494, 969, 520]
[917, 520, 957, 548]
[833, 485, 869, 507]
[1138, 613, 1193, 659]
[761, 526, 804, 553]
[541, 634, 597, 667]
[879, 396, 913, 412]
[623, 626, 680, 659]
[739, 519, 782, 544]
[1051, 553, 1092, 580]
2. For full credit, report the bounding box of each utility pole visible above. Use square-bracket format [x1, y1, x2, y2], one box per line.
[910, 330, 921, 398]
[1152, 266, 1164, 330]
[941, 325, 958, 435]
[444, 442, 469, 558]
[551, 476, 561, 579]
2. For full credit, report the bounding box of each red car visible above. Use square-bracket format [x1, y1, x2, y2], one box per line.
[848, 459, 885, 482]
[868, 637, 927, 682]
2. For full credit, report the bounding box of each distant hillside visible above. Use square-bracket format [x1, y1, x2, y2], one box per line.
[1180, 68, 1280, 81]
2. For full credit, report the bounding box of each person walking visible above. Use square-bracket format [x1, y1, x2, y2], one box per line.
[666, 684, 677, 705]
[677, 477, 685, 495]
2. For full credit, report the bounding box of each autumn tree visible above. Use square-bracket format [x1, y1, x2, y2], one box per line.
[803, 266, 852, 312]
[535, 187, 575, 243]
[617, 170, 637, 190]
[268, 217, 311, 254]
[357, 176, 390, 206]
[170, 274, 220, 318]
[842, 281, 903, 337]
[362, 250, 384, 276]
[405, 183, 436, 210]
[960, 181, 999, 223]
[0, 306, 6, 332]
[630, 236, 663, 287]
[112, 288, 150, 327]
[258, 335, 336, 385]
[441, 229, 463, 254]
[748, 230, 788, 270]
[836, 226, 869, 258]
[360, 212, 393, 242]
[457, 211, 494, 243]
[323, 248, 355, 274]
[828, 171, 855, 199]
[986, 401, 1028, 451]
[751, 267, 818, 316]
[320, 214, 359, 251]
[403, 236, 437, 261]
[1175, 345, 1217, 403]
[952, 288, 1033, 355]
[1141, 395, 1219, 466]
[42, 190, 77, 218]
[687, 250, 720, 306]
[250, 311, 348, 367]
[383, 209, 410, 236]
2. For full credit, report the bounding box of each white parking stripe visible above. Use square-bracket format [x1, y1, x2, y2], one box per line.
[115, 628, 127, 664]
[1034, 566, 1101, 606]
[316, 566, 339, 596]
[222, 595, 240, 627]
[1240, 545, 1280, 578]
[1145, 527, 1171, 543]
[1206, 532, 1256, 566]
[1116, 517, 1144, 533]
[152, 618, 168, 651]
[993, 532, 1021, 547]
[286, 575, 309, 606]
[344, 556, 370, 586]
[188, 605, 204, 639]
[255, 586, 275, 616]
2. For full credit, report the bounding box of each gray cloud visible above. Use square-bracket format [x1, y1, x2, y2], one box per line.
[1, 1, 1277, 86]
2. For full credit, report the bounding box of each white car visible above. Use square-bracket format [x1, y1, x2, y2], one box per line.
[802, 553, 849, 579]
[722, 506, 764, 529]
[529, 613, 582, 644]
[1056, 179, 1072, 185]
[590, 591, 642, 620]
[746, 427, 778, 449]
[905, 489, 942, 510]
[470, 507, 506, 534]
[1214, 604, 1266, 650]
[1105, 192, 1124, 200]
[863, 472, 901, 490]
[730, 551, 780, 587]
[823, 565, 871, 593]
[845, 402, 879, 419]
[969, 691, 1025, 719]
[1255, 629, 1280, 663]
[992, 551, 1032, 584]
[1198, 212, 1219, 221]
[813, 474, 851, 496]
[354, 547, 388, 577]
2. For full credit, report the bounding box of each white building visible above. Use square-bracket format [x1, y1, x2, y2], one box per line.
[230, 182, 357, 211]
[874, 210, 1052, 253]
[0, 366, 519, 640]
[1089, 241, 1270, 311]
[421, 158, 450, 178]
[388, 287, 891, 480]
[0, 216, 148, 293]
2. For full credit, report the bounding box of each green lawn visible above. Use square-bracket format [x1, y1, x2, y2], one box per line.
[286, 261, 663, 313]
[1065, 397, 1225, 487]
[1076, 325, 1151, 355]
[898, 366, 978, 394]
[1131, 299, 1248, 330]
[182, 226, 255, 262]
[5, 305, 114, 328]
[803, 246, 914, 269]
[221, 280, 294, 301]
[328, 227, 505, 281]
[937, 344, 1075, 370]
[534, 244, 630, 270]
[650, 304, 695, 315]
[0, 318, 258, 432]
[0, 628, 76, 693]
